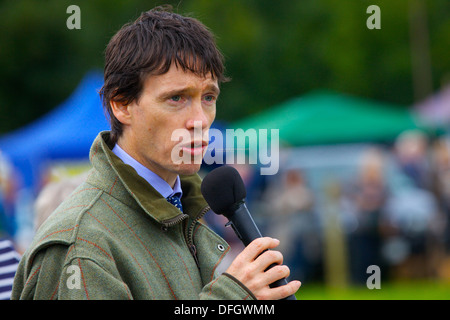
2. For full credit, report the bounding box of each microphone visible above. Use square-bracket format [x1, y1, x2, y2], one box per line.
[201, 165, 297, 300]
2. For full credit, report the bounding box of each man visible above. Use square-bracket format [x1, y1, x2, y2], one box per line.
[12, 7, 300, 300]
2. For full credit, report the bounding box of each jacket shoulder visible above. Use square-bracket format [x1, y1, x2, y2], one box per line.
[26, 183, 104, 260]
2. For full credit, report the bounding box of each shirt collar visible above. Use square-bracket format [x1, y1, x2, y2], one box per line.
[112, 143, 182, 199]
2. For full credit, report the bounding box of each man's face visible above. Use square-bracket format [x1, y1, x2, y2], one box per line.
[114, 63, 219, 186]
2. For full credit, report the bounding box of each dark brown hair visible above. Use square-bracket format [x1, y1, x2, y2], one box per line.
[99, 6, 228, 144]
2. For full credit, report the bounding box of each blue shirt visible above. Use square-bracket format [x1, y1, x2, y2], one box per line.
[112, 144, 183, 199]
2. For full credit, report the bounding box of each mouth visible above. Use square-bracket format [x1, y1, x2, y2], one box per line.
[181, 141, 208, 156]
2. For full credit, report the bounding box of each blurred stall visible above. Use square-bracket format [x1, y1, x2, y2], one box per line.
[233, 90, 424, 147]
[0, 71, 109, 249]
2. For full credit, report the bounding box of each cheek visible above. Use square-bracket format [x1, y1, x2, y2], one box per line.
[206, 107, 216, 126]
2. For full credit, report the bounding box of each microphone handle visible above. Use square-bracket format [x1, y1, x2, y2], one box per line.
[226, 203, 262, 246]
[225, 203, 296, 300]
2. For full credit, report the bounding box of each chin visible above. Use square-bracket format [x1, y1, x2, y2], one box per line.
[175, 163, 202, 176]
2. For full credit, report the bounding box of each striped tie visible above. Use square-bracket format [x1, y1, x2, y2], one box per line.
[166, 194, 183, 213]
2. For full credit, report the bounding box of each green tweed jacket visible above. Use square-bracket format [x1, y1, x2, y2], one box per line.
[12, 131, 255, 300]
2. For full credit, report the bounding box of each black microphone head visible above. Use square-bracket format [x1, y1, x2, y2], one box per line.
[201, 166, 247, 217]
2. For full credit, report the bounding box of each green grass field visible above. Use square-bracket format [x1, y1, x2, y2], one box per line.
[295, 280, 450, 300]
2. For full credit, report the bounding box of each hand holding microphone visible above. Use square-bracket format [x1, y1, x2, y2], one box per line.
[201, 166, 300, 300]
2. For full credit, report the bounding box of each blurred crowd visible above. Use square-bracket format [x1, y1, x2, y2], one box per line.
[219, 129, 450, 286]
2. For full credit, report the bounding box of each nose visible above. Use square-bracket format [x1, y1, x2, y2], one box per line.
[186, 100, 210, 130]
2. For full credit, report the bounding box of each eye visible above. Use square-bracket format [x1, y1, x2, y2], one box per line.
[203, 95, 217, 103]
[167, 94, 186, 106]
[170, 95, 182, 102]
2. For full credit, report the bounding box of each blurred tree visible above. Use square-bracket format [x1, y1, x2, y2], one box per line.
[0, 0, 448, 134]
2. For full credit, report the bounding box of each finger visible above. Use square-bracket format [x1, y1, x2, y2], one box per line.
[254, 250, 283, 272]
[263, 264, 290, 286]
[240, 237, 280, 262]
[268, 280, 302, 300]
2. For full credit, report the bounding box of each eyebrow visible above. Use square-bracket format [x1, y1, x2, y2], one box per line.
[205, 84, 221, 96]
[157, 84, 220, 101]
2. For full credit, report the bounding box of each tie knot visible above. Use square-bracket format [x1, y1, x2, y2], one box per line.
[166, 195, 183, 212]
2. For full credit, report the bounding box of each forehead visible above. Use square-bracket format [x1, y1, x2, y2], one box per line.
[143, 63, 219, 94]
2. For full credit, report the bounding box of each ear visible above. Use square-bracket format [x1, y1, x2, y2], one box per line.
[110, 99, 132, 126]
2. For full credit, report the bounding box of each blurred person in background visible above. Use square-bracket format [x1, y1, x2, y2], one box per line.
[264, 169, 321, 282]
[12, 7, 300, 300]
[0, 150, 17, 245]
[383, 131, 441, 279]
[0, 237, 21, 300]
[394, 130, 431, 190]
[0, 150, 21, 300]
[34, 172, 89, 231]
[344, 148, 389, 284]
[428, 137, 450, 278]
[430, 137, 450, 253]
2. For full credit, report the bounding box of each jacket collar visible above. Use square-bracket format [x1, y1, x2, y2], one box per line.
[87, 131, 209, 226]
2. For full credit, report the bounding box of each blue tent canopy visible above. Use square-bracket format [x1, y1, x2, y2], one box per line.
[0, 71, 110, 192]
